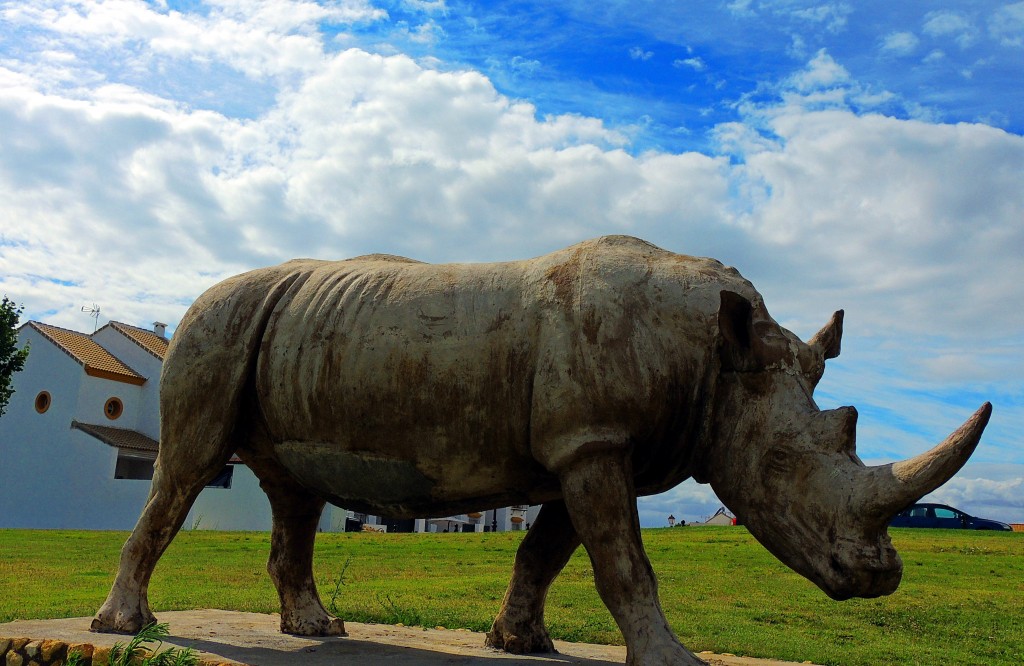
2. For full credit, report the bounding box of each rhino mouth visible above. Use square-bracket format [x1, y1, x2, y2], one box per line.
[820, 554, 903, 601]
[815, 532, 903, 601]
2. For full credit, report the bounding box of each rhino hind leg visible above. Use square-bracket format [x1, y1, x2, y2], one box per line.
[92, 441, 232, 633]
[486, 500, 581, 654]
[243, 453, 346, 637]
[559, 450, 707, 666]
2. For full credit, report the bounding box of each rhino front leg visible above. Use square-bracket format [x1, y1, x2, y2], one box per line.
[486, 501, 581, 654]
[560, 451, 706, 666]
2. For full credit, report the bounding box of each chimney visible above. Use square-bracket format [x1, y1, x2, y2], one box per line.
[153, 322, 167, 338]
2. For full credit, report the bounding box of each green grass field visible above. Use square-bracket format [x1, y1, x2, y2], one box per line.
[1, 527, 1021, 665]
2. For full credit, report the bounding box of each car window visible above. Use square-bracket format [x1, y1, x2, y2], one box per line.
[934, 508, 958, 519]
[910, 507, 929, 517]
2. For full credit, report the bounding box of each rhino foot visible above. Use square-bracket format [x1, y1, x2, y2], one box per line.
[485, 616, 555, 654]
[626, 642, 708, 666]
[281, 612, 347, 637]
[90, 598, 157, 635]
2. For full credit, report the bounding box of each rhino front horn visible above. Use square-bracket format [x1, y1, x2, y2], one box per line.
[864, 402, 992, 519]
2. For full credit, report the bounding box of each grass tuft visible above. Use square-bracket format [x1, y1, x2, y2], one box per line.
[65, 622, 198, 666]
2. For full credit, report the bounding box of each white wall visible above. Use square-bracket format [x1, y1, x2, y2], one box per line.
[188, 465, 272, 531]
[0, 327, 155, 528]
[91, 327, 162, 438]
[1, 325, 543, 533]
[75, 373, 143, 432]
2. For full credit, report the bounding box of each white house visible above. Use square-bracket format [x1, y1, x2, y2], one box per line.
[695, 507, 736, 526]
[0, 319, 538, 533]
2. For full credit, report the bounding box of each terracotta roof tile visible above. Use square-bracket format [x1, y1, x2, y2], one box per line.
[70, 421, 243, 463]
[29, 322, 147, 385]
[70, 426, 247, 461]
[108, 321, 169, 360]
[72, 420, 159, 454]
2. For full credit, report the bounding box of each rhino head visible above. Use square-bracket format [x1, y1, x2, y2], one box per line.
[698, 291, 991, 600]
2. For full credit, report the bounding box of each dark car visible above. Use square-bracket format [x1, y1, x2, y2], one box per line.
[889, 503, 1012, 531]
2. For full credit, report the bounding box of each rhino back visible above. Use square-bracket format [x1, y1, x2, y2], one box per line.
[252, 255, 552, 512]
[238, 237, 755, 513]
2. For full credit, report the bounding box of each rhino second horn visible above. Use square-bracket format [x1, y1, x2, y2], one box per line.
[865, 402, 992, 519]
[808, 310, 843, 360]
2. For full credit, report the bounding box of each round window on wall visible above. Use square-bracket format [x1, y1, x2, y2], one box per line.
[104, 397, 124, 420]
[35, 391, 51, 414]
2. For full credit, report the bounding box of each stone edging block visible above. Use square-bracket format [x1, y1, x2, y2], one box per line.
[0, 635, 244, 666]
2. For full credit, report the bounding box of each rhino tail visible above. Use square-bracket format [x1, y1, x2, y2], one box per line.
[158, 266, 313, 468]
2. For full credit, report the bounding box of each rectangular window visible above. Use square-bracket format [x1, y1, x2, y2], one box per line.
[114, 452, 155, 480]
[206, 465, 234, 489]
[113, 453, 233, 489]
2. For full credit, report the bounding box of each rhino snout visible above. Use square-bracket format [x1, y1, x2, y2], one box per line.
[821, 534, 903, 601]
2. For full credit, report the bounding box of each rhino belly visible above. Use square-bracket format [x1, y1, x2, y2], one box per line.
[274, 439, 560, 517]
[275, 440, 435, 514]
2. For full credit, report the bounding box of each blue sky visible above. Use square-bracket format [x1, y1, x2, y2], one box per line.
[1, 0, 1022, 526]
[358, 1, 1024, 153]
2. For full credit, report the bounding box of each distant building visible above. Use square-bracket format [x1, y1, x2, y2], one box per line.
[0, 319, 537, 532]
[694, 507, 736, 526]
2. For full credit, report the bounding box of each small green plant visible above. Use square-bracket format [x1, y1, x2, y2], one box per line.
[326, 555, 354, 615]
[66, 623, 199, 666]
[376, 593, 424, 627]
[64, 651, 88, 666]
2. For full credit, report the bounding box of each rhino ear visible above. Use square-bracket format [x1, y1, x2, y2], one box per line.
[718, 291, 757, 371]
[809, 310, 844, 360]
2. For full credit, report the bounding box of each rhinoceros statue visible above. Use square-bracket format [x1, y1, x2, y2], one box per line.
[92, 236, 990, 665]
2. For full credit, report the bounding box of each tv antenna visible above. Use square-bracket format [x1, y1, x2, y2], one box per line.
[81, 304, 101, 333]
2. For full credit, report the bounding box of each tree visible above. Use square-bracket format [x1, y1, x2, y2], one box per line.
[0, 296, 29, 418]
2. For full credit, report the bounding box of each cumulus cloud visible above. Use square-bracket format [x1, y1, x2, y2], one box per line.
[922, 10, 978, 49]
[0, 19, 736, 329]
[719, 51, 1024, 348]
[674, 57, 707, 71]
[988, 1, 1024, 47]
[920, 463, 1024, 524]
[785, 48, 849, 91]
[790, 2, 852, 33]
[2, 0, 386, 82]
[0, 2, 1021, 526]
[638, 479, 724, 525]
[725, 1, 852, 32]
[629, 46, 654, 61]
[880, 31, 919, 56]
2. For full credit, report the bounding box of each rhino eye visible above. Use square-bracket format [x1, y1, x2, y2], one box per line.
[766, 449, 790, 472]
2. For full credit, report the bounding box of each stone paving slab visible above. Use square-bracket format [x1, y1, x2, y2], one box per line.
[1, 609, 817, 665]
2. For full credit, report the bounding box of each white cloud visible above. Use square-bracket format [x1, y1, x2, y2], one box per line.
[923, 471, 1024, 525]
[989, 1, 1024, 47]
[629, 46, 654, 61]
[731, 108, 1024, 341]
[879, 31, 919, 56]
[0, 41, 735, 330]
[0, 2, 1021, 529]
[724, 1, 851, 32]
[674, 57, 707, 71]
[638, 479, 724, 525]
[508, 55, 541, 75]
[2, 0, 387, 82]
[922, 10, 978, 49]
[404, 0, 447, 14]
[790, 2, 852, 33]
[785, 48, 849, 91]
